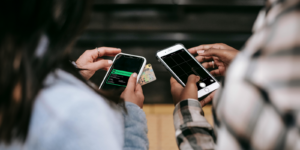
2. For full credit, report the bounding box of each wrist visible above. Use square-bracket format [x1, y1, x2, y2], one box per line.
[125, 101, 143, 109]
[125, 100, 143, 108]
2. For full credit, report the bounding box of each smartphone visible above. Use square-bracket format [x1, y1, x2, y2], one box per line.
[99, 53, 146, 90]
[156, 44, 219, 98]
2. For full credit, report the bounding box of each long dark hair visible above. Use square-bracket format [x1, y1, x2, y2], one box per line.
[0, 0, 123, 144]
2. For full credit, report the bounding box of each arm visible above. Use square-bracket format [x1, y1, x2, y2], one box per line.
[121, 73, 149, 150]
[174, 99, 215, 149]
[41, 97, 124, 150]
[170, 75, 216, 149]
[122, 102, 148, 150]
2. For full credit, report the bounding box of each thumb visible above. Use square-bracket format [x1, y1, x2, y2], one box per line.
[185, 74, 200, 91]
[124, 73, 137, 92]
[87, 59, 113, 71]
[180, 74, 200, 100]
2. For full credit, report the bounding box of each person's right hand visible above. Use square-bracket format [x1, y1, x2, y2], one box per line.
[188, 43, 239, 77]
[170, 74, 215, 107]
[121, 73, 145, 108]
[75, 47, 121, 80]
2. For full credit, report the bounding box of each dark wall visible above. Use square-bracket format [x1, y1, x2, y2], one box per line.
[71, 0, 264, 103]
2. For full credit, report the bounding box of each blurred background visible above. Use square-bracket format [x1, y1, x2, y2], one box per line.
[70, 0, 264, 104]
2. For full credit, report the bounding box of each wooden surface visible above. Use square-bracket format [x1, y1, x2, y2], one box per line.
[143, 104, 213, 150]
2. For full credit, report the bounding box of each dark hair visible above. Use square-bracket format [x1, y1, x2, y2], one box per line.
[0, 0, 123, 144]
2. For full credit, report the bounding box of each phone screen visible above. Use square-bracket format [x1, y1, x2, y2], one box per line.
[101, 54, 145, 90]
[161, 49, 215, 90]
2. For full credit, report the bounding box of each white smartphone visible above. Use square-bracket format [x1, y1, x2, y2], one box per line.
[99, 53, 146, 90]
[156, 44, 219, 98]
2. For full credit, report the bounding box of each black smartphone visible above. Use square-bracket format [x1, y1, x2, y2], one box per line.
[99, 53, 146, 91]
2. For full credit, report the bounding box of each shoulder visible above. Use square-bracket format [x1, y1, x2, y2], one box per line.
[38, 69, 122, 118]
[26, 70, 124, 149]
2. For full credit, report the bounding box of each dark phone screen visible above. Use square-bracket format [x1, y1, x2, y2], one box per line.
[101, 55, 144, 91]
[161, 49, 215, 90]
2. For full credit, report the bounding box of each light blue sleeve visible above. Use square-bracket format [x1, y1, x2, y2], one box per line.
[35, 97, 124, 150]
[123, 102, 149, 150]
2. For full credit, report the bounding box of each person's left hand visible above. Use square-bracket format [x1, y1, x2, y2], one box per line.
[75, 47, 121, 80]
[121, 73, 145, 108]
[170, 75, 215, 107]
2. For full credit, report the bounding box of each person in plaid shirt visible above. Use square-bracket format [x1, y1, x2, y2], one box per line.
[171, 0, 300, 149]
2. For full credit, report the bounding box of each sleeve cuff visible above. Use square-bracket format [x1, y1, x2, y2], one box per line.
[173, 99, 212, 131]
[124, 102, 147, 123]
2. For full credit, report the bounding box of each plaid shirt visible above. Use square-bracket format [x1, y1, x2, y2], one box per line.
[173, 0, 300, 149]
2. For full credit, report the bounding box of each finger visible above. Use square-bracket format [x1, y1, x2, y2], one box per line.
[201, 61, 215, 69]
[201, 62, 210, 69]
[195, 56, 213, 62]
[188, 44, 224, 54]
[186, 75, 200, 89]
[170, 77, 184, 104]
[181, 75, 200, 100]
[86, 59, 113, 71]
[96, 47, 121, 57]
[188, 47, 200, 55]
[135, 83, 143, 93]
[210, 69, 222, 77]
[197, 49, 226, 58]
[170, 77, 177, 84]
[135, 84, 144, 103]
[101, 67, 110, 71]
[188, 45, 211, 54]
[170, 77, 182, 88]
[200, 91, 215, 107]
[125, 73, 137, 92]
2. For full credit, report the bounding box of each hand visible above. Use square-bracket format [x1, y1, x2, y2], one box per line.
[121, 73, 145, 108]
[199, 91, 215, 107]
[188, 43, 239, 77]
[170, 75, 200, 105]
[170, 75, 216, 106]
[75, 47, 121, 80]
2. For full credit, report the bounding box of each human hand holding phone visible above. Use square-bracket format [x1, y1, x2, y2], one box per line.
[75, 47, 121, 80]
[170, 74, 214, 106]
[121, 73, 145, 108]
[188, 43, 239, 77]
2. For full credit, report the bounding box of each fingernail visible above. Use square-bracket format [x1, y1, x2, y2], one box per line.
[197, 50, 205, 53]
[132, 73, 137, 77]
[108, 60, 113, 64]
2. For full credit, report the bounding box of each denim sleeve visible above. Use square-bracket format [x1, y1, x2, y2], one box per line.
[122, 102, 149, 150]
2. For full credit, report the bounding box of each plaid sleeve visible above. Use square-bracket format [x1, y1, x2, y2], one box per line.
[173, 99, 215, 150]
